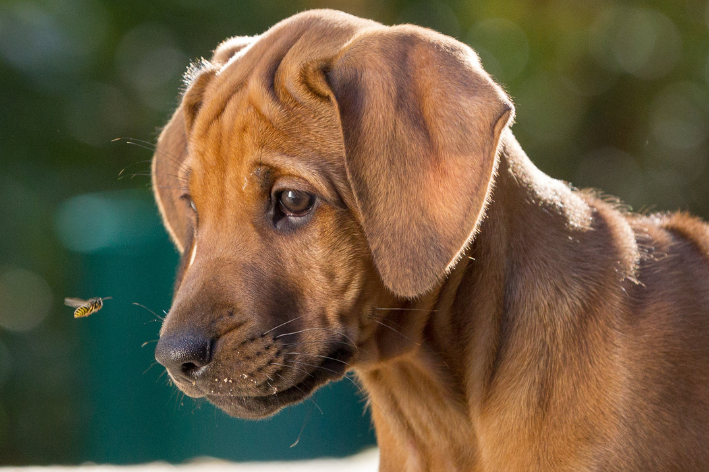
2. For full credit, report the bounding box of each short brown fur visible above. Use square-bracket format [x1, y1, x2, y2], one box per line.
[152, 10, 709, 471]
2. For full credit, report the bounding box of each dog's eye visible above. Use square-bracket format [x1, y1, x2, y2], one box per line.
[180, 194, 198, 215]
[278, 190, 315, 216]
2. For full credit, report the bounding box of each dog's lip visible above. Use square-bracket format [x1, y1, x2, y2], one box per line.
[204, 371, 320, 415]
[169, 373, 208, 398]
[205, 345, 355, 417]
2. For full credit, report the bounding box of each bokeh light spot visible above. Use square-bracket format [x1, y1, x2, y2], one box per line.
[651, 82, 709, 151]
[0, 0, 110, 93]
[514, 73, 585, 145]
[54, 190, 163, 253]
[0, 3, 67, 72]
[466, 18, 529, 82]
[590, 6, 681, 80]
[0, 267, 53, 333]
[115, 24, 187, 111]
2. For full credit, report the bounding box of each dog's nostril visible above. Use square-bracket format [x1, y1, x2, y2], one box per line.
[181, 362, 201, 376]
[155, 332, 214, 380]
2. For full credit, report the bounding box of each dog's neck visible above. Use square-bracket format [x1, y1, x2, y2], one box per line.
[356, 131, 629, 470]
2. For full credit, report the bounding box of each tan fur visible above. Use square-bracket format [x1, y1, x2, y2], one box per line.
[152, 10, 709, 471]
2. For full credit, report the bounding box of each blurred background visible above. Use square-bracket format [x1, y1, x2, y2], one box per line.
[1, 0, 708, 465]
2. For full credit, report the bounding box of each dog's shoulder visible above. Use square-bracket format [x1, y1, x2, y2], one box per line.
[628, 211, 709, 270]
[654, 212, 709, 263]
[620, 211, 709, 330]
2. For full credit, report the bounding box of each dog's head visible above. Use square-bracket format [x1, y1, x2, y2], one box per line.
[152, 10, 513, 418]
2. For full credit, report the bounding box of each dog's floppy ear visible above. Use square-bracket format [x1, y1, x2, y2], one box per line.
[326, 26, 514, 298]
[151, 67, 215, 253]
[152, 39, 253, 253]
[152, 107, 190, 253]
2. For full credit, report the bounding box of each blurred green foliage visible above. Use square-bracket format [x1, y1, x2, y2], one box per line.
[0, 0, 708, 465]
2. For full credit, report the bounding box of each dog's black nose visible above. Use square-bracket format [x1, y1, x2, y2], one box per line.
[155, 332, 213, 380]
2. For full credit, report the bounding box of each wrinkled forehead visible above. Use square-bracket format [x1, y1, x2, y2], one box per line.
[185, 78, 260, 178]
[174, 9, 385, 185]
[182, 41, 351, 209]
[179, 11, 385, 209]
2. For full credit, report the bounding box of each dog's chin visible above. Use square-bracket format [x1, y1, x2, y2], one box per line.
[205, 380, 316, 419]
[204, 346, 354, 419]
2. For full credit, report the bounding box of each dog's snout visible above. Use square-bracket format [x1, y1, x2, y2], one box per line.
[155, 332, 213, 380]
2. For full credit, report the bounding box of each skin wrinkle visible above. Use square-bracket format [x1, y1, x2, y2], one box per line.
[151, 10, 709, 472]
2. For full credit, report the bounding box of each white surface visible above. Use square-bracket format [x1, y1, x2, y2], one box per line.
[2, 449, 378, 472]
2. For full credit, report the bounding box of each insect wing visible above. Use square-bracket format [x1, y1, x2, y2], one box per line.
[65, 298, 88, 308]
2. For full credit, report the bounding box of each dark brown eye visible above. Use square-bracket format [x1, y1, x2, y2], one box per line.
[278, 189, 315, 216]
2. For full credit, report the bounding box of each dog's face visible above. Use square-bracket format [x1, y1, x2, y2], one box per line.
[154, 38, 386, 417]
[153, 10, 513, 418]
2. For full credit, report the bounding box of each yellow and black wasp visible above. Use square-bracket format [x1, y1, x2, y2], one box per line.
[64, 297, 112, 318]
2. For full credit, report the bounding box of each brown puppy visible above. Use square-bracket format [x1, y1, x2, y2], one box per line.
[152, 10, 709, 471]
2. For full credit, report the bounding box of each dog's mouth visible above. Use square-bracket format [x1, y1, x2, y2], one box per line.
[197, 345, 355, 419]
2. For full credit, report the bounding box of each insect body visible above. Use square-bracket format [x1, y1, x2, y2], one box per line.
[65, 297, 112, 318]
